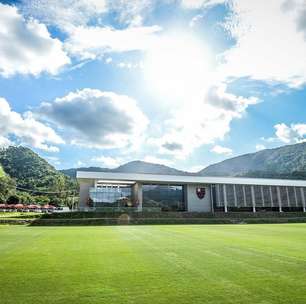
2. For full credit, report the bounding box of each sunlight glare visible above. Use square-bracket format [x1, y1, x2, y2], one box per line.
[144, 33, 214, 101]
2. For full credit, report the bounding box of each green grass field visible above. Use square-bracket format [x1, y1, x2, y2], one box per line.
[1, 224, 306, 304]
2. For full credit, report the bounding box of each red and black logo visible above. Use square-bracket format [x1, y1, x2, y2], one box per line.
[196, 187, 206, 199]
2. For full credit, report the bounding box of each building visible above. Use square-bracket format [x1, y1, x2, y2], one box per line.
[77, 171, 306, 212]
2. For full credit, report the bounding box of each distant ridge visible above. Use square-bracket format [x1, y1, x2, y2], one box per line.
[61, 142, 306, 180]
[61, 160, 192, 178]
[199, 142, 306, 179]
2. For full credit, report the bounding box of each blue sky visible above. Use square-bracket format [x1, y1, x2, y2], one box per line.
[0, 0, 306, 171]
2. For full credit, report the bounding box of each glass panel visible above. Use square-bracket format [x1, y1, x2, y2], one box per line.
[143, 184, 185, 211]
[89, 185, 132, 207]
[217, 184, 224, 207]
[263, 186, 272, 207]
[254, 186, 263, 207]
[226, 184, 235, 207]
[235, 185, 244, 208]
[244, 186, 252, 207]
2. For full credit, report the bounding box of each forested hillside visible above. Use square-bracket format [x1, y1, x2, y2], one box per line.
[200, 142, 306, 179]
[0, 146, 77, 205]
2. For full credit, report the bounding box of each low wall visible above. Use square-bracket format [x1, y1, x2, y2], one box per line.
[2, 211, 306, 226]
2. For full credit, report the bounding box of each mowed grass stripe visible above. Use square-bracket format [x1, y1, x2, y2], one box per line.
[1, 224, 306, 304]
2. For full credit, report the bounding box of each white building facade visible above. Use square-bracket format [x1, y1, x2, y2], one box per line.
[77, 171, 306, 213]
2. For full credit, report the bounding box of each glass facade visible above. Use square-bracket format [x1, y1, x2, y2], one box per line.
[143, 184, 185, 211]
[89, 185, 132, 207]
[213, 184, 306, 211]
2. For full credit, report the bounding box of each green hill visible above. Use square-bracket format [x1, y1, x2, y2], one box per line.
[61, 161, 191, 178]
[199, 142, 306, 179]
[0, 165, 4, 178]
[0, 146, 76, 205]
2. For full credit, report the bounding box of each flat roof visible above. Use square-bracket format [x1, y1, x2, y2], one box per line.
[76, 171, 306, 187]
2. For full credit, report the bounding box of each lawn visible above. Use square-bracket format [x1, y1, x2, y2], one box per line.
[1, 224, 306, 304]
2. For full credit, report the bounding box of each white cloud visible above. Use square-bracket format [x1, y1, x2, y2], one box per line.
[37, 88, 148, 149]
[21, 0, 153, 30]
[219, 0, 306, 88]
[0, 136, 12, 148]
[0, 97, 64, 152]
[21, 0, 107, 31]
[149, 84, 258, 159]
[65, 25, 161, 60]
[255, 144, 266, 151]
[77, 160, 86, 167]
[91, 156, 122, 168]
[107, 0, 153, 26]
[0, 4, 70, 77]
[211, 145, 233, 155]
[117, 61, 143, 69]
[274, 123, 306, 143]
[45, 156, 61, 166]
[189, 14, 204, 27]
[181, 0, 226, 9]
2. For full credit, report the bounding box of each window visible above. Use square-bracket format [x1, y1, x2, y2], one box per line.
[143, 184, 185, 211]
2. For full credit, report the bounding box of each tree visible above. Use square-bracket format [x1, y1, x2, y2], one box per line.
[17, 192, 35, 204]
[34, 195, 50, 205]
[7, 194, 20, 204]
[0, 165, 16, 202]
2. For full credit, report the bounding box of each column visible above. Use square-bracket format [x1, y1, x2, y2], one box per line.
[79, 179, 95, 209]
[294, 187, 298, 207]
[251, 186, 256, 213]
[277, 186, 282, 212]
[223, 184, 228, 213]
[269, 186, 274, 207]
[210, 185, 215, 213]
[215, 184, 220, 209]
[261, 186, 265, 207]
[286, 187, 290, 208]
[243, 185, 247, 207]
[300, 188, 306, 212]
[233, 184, 238, 207]
[132, 182, 143, 211]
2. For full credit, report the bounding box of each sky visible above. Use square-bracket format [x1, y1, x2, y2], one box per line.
[0, 0, 306, 171]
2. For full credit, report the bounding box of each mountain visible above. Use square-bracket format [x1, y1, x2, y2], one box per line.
[0, 146, 75, 191]
[61, 142, 306, 180]
[61, 167, 112, 178]
[199, 142, 306, 179]
[61, 160, 191, 178]
[113, 161, 190, 175]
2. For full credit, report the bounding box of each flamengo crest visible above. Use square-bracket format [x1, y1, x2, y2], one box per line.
[196, 187, 206, 199]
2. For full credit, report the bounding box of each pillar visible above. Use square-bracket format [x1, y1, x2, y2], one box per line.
[79, 179, 95, 209]
[223, 184, 228, 213]
[261, 186, 265, 207]
[269, 186, 274, 207]
[242, 185, 247, 207]
[251, 186, 256, 213]
[277, 186, 282, 212]
[210, 185, 215, 213]
[233, 184, 238, 207]
[300, 188, 306, 212]
[132, 182, 143, 211]
[286, 186, 290, 207]
[294, 187, 298, 207]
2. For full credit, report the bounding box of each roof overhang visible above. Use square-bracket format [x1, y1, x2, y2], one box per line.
[76, 171, 306, 187]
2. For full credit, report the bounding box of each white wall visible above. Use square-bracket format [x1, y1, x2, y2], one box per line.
[79, 179, 95, 208]
[186, 184, 212, 212]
